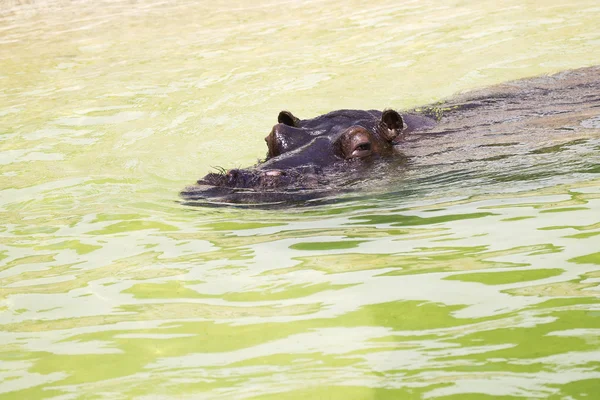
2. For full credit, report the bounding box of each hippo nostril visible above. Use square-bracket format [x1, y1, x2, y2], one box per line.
[259, 169, 289, 188]
[264, 169, 284, 177]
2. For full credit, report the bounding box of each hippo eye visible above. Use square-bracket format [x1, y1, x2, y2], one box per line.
[341, 127, 374, 159]
[350, 142, 372, 159]
[339, 126, 377, 160]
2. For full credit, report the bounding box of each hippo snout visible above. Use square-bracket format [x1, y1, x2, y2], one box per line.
[197, 166, 326, 191]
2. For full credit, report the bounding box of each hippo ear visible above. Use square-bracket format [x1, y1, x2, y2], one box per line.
[278, 110, 300, 127]
[379, 109, 405, 141]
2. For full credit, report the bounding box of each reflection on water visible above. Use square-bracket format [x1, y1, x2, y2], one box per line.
[1, 0, 600, 398]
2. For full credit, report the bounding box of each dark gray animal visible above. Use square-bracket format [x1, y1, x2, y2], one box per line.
[182, 66, 600, 205]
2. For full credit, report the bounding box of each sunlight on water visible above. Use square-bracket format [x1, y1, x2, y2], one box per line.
[1, 0, 600, 398]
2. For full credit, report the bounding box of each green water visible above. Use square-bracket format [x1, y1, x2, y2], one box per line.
[1, 0, 600, 398]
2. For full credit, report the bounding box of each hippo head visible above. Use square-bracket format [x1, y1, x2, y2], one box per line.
[181, 109, 408, 205]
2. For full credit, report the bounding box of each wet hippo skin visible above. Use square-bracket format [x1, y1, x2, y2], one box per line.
[181, 66, 600, 205]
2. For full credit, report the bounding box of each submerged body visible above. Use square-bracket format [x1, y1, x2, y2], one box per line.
[182, 66, 600, 205]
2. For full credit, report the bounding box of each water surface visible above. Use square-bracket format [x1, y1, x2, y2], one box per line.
[1, 0, 600, 398]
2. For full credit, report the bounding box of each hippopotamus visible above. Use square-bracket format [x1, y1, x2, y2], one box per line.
[182, 109, 437, 204]
[181, 66, 600, 205]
